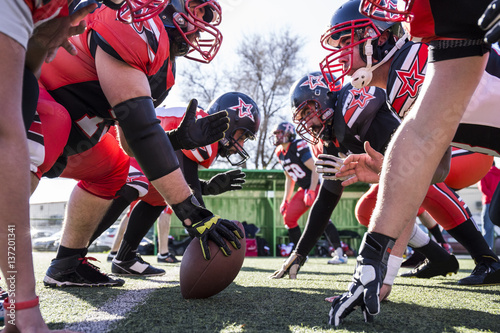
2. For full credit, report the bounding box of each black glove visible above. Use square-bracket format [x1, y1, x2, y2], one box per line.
[329, 232, 395, 326]
[168, 99, 229, 151]
[201, 169, 246, 195]
[269, 251, 306, 279]
[171, 194, 243, 260]
[479, 0, 500, 43]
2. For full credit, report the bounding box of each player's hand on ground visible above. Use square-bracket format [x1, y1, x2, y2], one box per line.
[202, 169, 246, 195]
[336, 141, 384, 186]
[171, 194, 243, 260]
[325, 283, 392, 303]
[329, 259, 383, 326]
[479, 0, 500, 43]
[280, 200, 289, 215]
[315, 153, 346, 180]
[303, 189, 316, 207]
[269, 251, 306, 279]
[168, 99, 229, 150]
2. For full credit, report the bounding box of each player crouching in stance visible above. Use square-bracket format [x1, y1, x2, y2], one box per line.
[271, 121, 347, 265]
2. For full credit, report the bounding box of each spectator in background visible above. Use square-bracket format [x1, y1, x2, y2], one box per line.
[479, 162, 500, 249]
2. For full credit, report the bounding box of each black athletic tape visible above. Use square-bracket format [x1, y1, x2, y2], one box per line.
[429, 39, 490, 62]
[113, 96, 180, 181]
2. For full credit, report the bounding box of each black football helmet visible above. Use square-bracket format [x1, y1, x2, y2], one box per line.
[160, 0, 222, 63]
[359, 0, 415, 23]
[289, 72, 337, 145]
[270, 122, 296, 146]
[320, 0, 406, 90]
[207, 92, 261, 166]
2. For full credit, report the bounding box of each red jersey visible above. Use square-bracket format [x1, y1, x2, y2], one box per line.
[39, 5, 174, 157]
[25, 0, 69, 26]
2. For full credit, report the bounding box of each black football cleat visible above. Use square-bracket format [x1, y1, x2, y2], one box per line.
[112, 254, 165, 277]
[458, 260, 500, 286]
[157, 252, 181, 263]
[401, 251, 426, 268]
[44, 254, 125, 287]
[400, 255, 459, 279]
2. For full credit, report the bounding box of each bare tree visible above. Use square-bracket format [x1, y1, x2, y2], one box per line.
[178, 28, 305, 169]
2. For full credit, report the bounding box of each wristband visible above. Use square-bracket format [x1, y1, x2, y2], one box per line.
[383, 255, 403, 286]
[3, 296, 39, 310]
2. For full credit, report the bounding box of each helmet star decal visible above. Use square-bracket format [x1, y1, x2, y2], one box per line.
[300, 74, 329, 90]
[230, 97, 255, 122]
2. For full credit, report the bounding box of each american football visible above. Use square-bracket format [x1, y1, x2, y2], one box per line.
[179, 221, 246, 299]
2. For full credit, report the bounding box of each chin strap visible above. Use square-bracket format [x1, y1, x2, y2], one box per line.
[351, 32, 409, 89]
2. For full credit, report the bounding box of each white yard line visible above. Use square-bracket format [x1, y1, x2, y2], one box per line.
[64, 268, 179, 333]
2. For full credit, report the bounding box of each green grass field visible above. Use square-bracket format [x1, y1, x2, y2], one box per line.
[3, 252, 500, 332]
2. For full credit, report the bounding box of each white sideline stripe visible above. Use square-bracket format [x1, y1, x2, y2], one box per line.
[65, 269, 178, 333]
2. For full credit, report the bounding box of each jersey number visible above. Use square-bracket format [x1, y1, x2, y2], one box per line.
[284, 163, 306, 182]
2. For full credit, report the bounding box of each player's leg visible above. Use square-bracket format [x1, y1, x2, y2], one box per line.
[324, 221, 348, 264]
[112, 200, 166, 276]
[283, 188, 308, 250]
[422, 182, 500, 285]
[157, 207, 181, 263]
[44, 134, 128, 287]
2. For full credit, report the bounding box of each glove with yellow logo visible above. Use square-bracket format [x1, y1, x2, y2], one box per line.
[171, 194, 243, 260]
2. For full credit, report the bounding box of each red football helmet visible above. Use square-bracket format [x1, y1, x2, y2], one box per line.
[359, 0, 415, 23]
[320, 0, 406, 91]
[161, 0, 222, 64]
[117, 0, 168, 23]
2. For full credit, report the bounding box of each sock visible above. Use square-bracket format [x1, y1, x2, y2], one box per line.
[115, 239, 135, 262]
[447, 219, 499, 263]
[414, 240, 450, 262]
[288, 226, 302, 248]
[56, 245, 87, 259]
[428, 224, 446, 244]
[323, 221, 342, 249]
[116, 201, 165, 261]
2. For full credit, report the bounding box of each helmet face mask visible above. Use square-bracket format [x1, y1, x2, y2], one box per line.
[320, 19, 379, 91]
[161, 0, 222, 63]
[320, 0, 405, 90]
[117, 0, 168, 23]
[293, 100, 332, 145]
[207, 92, 261, 166]
[359, 0, 415, 23]
[270, 122, 296, 146]
[289, 72, 336, 145]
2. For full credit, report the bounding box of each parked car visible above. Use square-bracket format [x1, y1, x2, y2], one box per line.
[88, 226, 118, 252]
[31, 228, 56, 239]
[32, 231, 62, 251]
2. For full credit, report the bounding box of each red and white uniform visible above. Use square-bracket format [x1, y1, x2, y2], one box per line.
[29, 5, 176, 199]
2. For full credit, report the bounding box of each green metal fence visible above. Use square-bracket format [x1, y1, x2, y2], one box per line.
[168, 169, 369, 256]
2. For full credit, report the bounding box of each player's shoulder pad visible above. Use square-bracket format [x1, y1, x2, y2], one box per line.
[88, 6, 170, 75]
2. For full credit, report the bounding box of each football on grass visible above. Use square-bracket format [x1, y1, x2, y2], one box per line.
[180, 221, 246, 299]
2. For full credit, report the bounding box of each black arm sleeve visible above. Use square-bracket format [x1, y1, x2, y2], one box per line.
[295, 184, 343, 257]
[113, 97, 180, 181]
